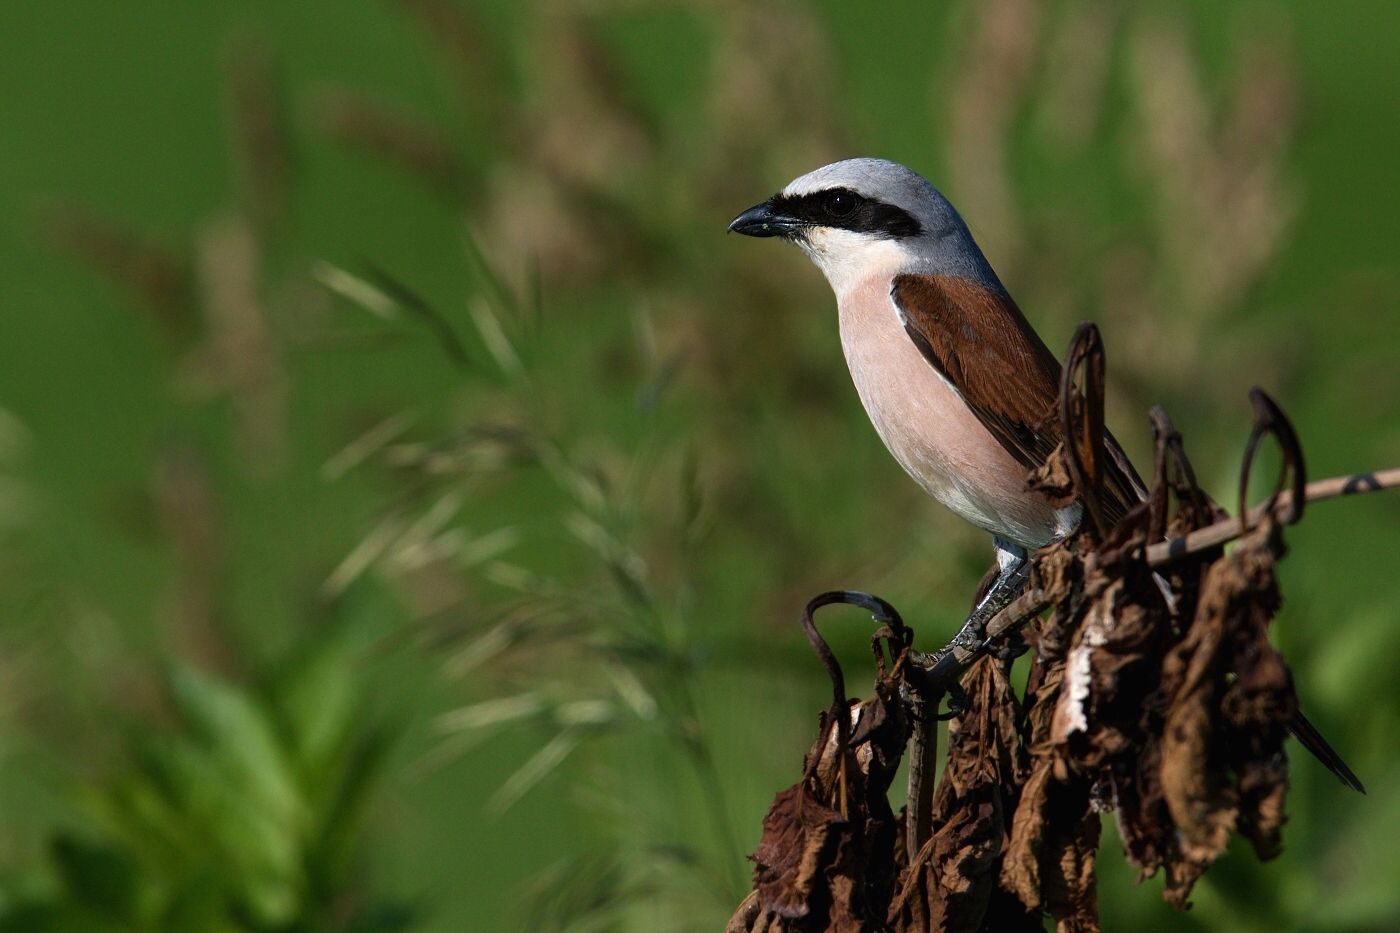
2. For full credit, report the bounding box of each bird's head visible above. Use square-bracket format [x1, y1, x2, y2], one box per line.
[728, 158, 1000, 294]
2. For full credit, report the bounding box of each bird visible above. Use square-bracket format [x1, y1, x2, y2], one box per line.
[729, 158, 1144, 587]
[729, 157, 1363, 793]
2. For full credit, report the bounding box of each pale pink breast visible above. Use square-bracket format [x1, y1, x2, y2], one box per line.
[836, 275, 1066, 548]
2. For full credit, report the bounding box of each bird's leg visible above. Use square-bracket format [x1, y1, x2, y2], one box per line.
[920, 538, 1032, 685]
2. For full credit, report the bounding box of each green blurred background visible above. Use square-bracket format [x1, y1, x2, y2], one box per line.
[1, 0, 1398, 930]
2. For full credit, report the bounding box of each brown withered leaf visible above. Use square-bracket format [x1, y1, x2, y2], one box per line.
[1114, 426, 1228, 873]
[1032, 538, 1081, 608]
[1001, 762, 1101, 933]
[942, 655, 1028, 802]
[1154, 606, 1234, 903]
[1115, 740, 1170, 876]
[1217, 522, 1293, 860]
[1050, 573, 1154, 766]
[1002, 538, 1103, 933]
[1016, 538, 1081, 736]
[727, 892, 764, 933]
[1049, 511, 1174, 891]
[1027, 440, 1077, 510]
[890, 783, 1002, 933]
[1017, 605, 1076, 781]
[1041, 793, 1101, 933]
[845, 674, 909, 921]
[733, 670, 908, 933]
[1001, 762, 1054, 912]
[753, 782, 856, 923]
[889, 656, 1026, 933]
[1149, 519, 1293, 907]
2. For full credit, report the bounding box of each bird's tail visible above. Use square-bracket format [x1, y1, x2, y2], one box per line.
[1290, 708, 1365, 793]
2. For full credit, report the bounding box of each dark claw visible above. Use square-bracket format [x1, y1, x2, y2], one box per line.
[936, 682, 969, 721]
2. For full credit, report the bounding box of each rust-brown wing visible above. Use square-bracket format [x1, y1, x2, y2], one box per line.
[890, 273, 1144, 523]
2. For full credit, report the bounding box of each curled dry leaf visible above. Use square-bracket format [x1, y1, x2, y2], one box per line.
[889, 655, 1034, 933]
[1052, 509, 1166, 769]
[750, 782, 856, 927]
[1026, 440, 1078, 511]
[730, 665, 908, 933]
[1046, 511, 1175, 913]
[1148, 518, 1293, 906]
[1001, 541, 1101, 933]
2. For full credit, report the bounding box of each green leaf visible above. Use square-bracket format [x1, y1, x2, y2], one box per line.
[48, 836, 139, 925]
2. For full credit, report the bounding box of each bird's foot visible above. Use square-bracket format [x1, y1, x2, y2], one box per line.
[922, 540, 1032, 684]
[935, 681, 970, 720]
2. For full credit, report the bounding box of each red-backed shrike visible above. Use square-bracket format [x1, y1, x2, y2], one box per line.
[731, 158, 1361, 792]
[732, 159, 1144, 604]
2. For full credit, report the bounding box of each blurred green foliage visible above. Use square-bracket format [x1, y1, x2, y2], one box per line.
[0, 596, 410, 932]
[1, 1, 1399, 932]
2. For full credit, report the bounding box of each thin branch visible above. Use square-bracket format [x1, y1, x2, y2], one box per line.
[1145, 467, 1400, 565]
[907, 466, 1400, 697]
[904, 694, 940, 865]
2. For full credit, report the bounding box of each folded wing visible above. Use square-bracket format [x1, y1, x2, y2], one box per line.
[891, 272, 1145, 525]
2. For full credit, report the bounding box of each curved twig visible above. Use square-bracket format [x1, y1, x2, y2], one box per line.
[1061, 322, 1109, 538]
[1149, 405, 1208, 543]
[800, 591, 907, 783]
[1238, 387, 1307, 529]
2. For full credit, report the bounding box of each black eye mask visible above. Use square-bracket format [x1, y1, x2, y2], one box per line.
[767, 187, 923, 239]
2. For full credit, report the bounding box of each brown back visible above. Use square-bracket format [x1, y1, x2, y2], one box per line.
[891, 273, 1144, 525]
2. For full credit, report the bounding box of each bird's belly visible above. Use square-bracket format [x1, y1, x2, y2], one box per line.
[837, 282, 1072, 549]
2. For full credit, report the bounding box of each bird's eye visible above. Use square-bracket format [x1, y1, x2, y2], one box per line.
[824, 191, 857, 218]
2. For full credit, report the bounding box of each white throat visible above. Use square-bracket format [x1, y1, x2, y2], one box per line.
[797, 228, 915, 298]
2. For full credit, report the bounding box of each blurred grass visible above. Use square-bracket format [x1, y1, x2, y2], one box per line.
[0, 1, 1398, 932]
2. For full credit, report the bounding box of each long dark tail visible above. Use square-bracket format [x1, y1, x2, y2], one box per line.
[1290, 708, 1365, 793]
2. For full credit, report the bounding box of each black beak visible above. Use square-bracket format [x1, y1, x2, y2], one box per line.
[728, 198, 803, 238]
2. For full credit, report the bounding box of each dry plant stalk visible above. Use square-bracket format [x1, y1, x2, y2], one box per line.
[728, 324, 1391, 933]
